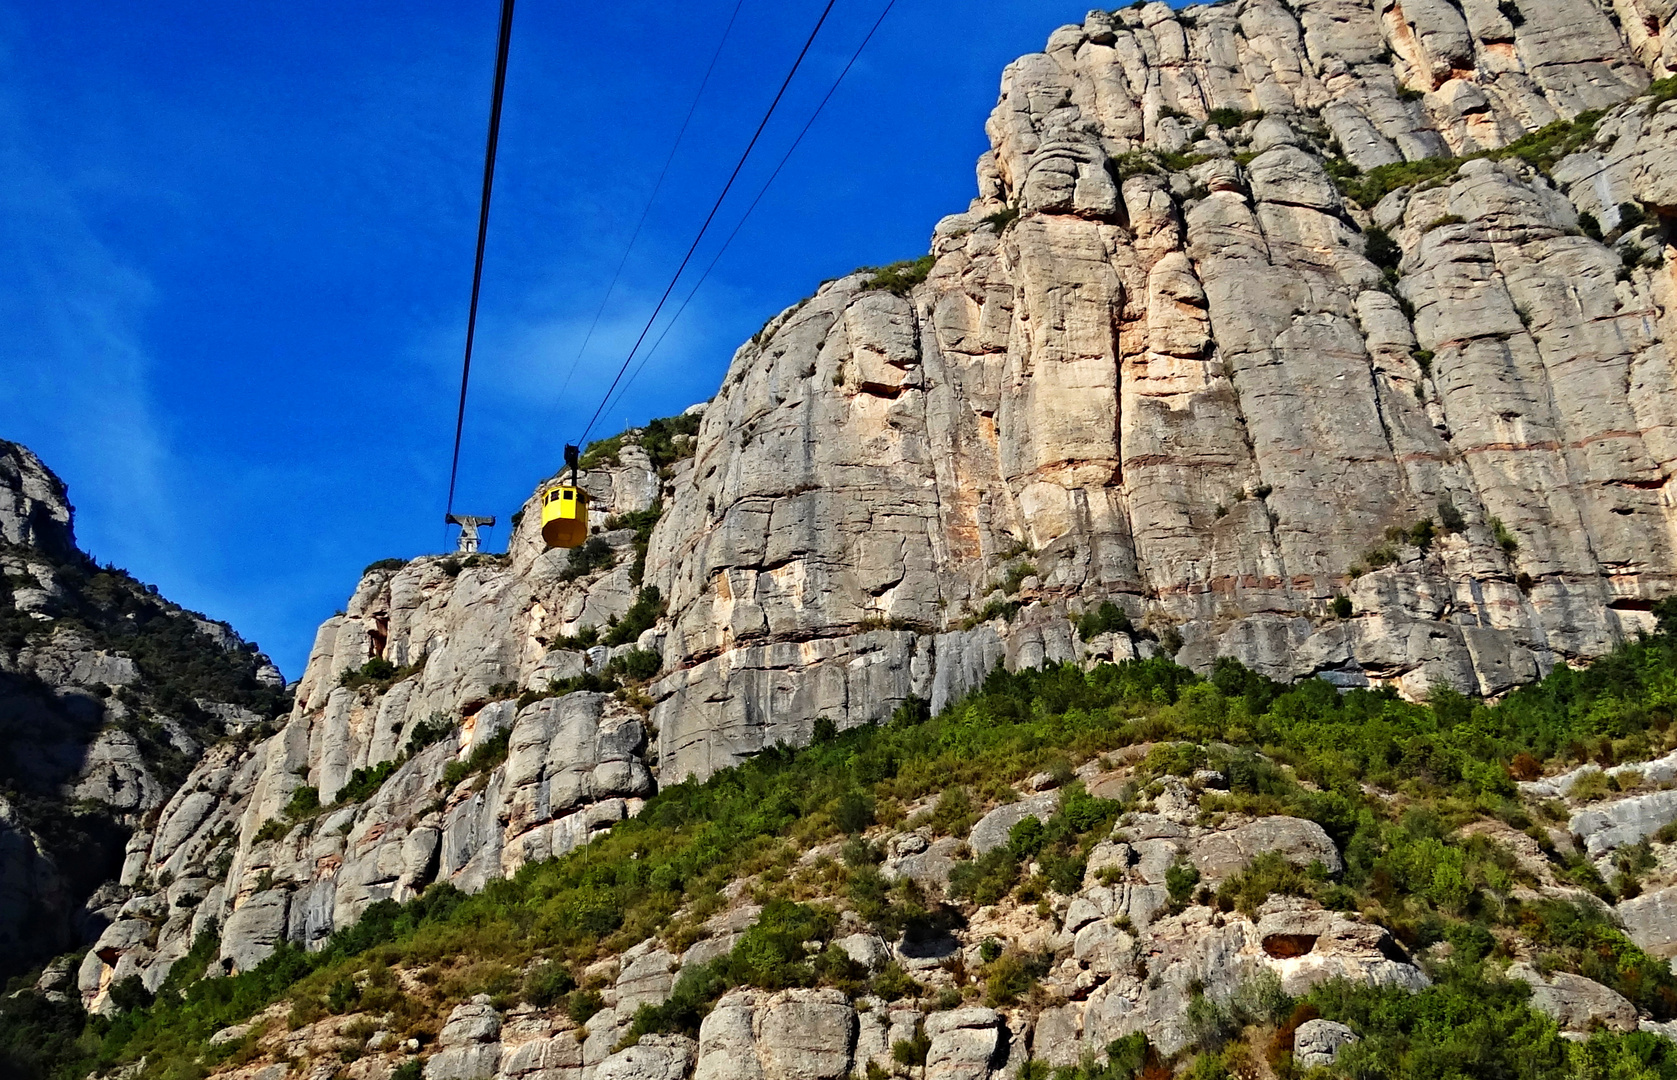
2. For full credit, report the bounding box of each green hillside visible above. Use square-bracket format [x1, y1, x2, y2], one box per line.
[11, 605, 1677, 1080]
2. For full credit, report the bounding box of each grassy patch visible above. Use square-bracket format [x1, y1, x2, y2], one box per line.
[859, 255, 935, 296]
[1337, 109, 1605, 208]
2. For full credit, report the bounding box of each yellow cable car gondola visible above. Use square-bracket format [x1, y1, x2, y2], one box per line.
[541, 444, 590, 549]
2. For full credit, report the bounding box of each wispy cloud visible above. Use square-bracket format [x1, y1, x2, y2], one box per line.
[0, 79, 176, 572]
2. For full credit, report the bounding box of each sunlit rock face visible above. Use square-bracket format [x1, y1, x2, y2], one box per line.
[645, 0, 1677, 782]
[79, 0, 1677, 996]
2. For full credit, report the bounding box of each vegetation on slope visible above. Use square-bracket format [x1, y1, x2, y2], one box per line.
[578, 411, 703, 472]
[10, 603, 1677, 1079]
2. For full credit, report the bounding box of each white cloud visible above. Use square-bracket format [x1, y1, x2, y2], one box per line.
[0, 81, 176, 571]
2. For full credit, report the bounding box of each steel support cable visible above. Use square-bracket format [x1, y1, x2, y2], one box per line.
[575, 0, 839, 447]
[595, 0, 895, 424]
[445, 0, 518, 520]
[552, 0, 746, 404]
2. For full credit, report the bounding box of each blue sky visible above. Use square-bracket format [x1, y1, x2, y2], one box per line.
[0, 1, 1084, 679]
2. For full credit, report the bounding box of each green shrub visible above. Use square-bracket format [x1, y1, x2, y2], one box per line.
[340, 656, 396, 689]
[1206, 107, 1262, 128]
[334, 760, 398, 805]
[1078, 601, 1133, 640]
[567, 988, 605, 1024]
[605, 502, 664, 584]
[1490, 516, 1519, 553]
[605, 586, 665, 646]
[339, 654, 425, 693]
[252, 817, 291, 845]
[1364, 226, 1403, 270]
[963, 597, 1021, 628]
[577, 434, 623, 470]
[1215, 851, 1326, 915]
[860, 255, 935, 296]
[981, 949, 1048, 1005]
[832, 790, 875, 834]
[604, 648, 662, 683]
[638, 412, 703, 469]
[629, 900, 840, 1037]
[1001, 561, 1037, 594]
[284, 785, 320, 820]
[522, 961, 576, 1008]
[872, 961, 922, 1002]
[562, 537, 617, 581]
[1331, 595, 1353, 619]
[1165, 857, 1201, 908]
[921, 786, 975, 837]
[405, 714, 456, 756]
[982, 205, 1020, 232]
[439, 728, 511, 791]
[949, 848, 1022, 906]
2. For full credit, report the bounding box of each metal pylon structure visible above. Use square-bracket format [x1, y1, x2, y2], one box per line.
[445, 514, 496, 554]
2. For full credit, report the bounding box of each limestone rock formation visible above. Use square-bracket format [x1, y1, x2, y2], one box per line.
[74, 449, 674, 1009]
[1292, 1019, 1358, 1068]
[41, 0, 1677, 1038]
[0, 440, 288, 978]
[1509, 961, 1640, 1034]
[636, 0, 1677, 785]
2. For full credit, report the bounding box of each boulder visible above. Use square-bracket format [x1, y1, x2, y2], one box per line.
[1294, 1019, 1359, 1067]
[219, 890, 289, 974]
[925, 1008, 1003, 1080]
[1617, 887, 1677, 960]
[969, 794, 1061, 856]
[1508, 963, 1638, 1033]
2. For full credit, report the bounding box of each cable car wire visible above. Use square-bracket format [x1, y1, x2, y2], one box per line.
[445, 0, 518, 521]
[595, 0, 896, 425]
[552, 0, 746, 405]
[575, 0, 839, 447]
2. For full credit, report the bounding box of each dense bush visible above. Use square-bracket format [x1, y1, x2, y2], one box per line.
[639, 413, 702, 469]
[1337, 109, 1604, 207]
[561, 536, 617, 581]
[605, 503, 663, 585]
[604, 648, 662, 683]
[1078, 601, 1133, 640]
[605, 586, 665, 646]
[439, 728, 511, 792]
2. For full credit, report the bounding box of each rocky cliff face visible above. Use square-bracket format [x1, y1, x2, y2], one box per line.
[73, 446, 677, 1009]
[0, 441, 288, 979]
[69, 0, 1677, 1015]
[645, 0, 1677, 783]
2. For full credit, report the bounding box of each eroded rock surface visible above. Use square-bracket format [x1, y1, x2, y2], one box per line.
[0, 441, 287, 978]
[640, 0, 1677, 785]
[46, 0, 1677, 1027]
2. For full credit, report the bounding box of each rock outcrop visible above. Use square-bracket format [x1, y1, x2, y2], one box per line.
[0, 440, 289, 977]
